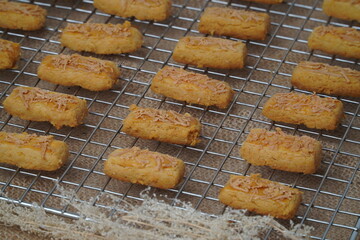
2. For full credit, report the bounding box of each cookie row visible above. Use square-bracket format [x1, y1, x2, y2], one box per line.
[0, 129, 303, 219]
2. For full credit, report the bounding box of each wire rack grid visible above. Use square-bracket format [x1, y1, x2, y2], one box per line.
[0, 0, 359, 239]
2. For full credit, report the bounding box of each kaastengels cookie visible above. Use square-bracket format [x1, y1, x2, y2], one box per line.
[3, 87, 88, 129]
[122, 105, 201, 146]
[322, 0, 360, 22]
[291, 61, 360, 98]
[0, 132, 69, 171]
[219, 174, 302, 219]
[93, 0, 171, 21]
[199, 7, 270, 40]
[0, 39, 20, 69]
[0, 2, 47, 30]
[60, 21, 143, 54]
[37, 54, 121, 91]
[240, 128, 322, 174]
[151, 66, 234, 108]
[172, 36, 247, 69]
[104, 147, 185, 189]
[262, 92, 344, 130]
[308, 26, 360, 59]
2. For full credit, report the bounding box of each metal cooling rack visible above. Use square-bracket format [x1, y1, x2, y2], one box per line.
[0, 0, 359, 239]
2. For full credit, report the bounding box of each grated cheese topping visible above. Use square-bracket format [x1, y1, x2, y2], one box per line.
[130, 105, 195, 127]
[0, 2, 46, 16]
[49, 54, 114, 74]
[229, 174, 299, 201]
[298, 61, 359, 84]
[64, 21, 132, 38]
[110, 147, 179, 171]
[246, 128, 318, 154]
[315, 26, 360, 43]
[158, 66, 230, 94]
[205, 7, 266, 23]
[0, 39, 18, 54]
[13, 87, 80, 111]
[268, 92, 339, 114]
[1, 132, 53, 159]
[182, 37, 241, 51]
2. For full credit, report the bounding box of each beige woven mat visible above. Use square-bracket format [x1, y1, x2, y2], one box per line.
[1, 0, 360, 239]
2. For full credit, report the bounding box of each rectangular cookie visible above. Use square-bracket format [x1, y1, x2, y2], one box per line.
[0, 2, 47, 30]
[240, 128, 322, 174]
[122, 104, 201, 146]
[0, 39, 20, 69]
[262, 92, 343, 130]
[104, 147, 185, 189]
[0, 132, 69, 171]
[308, 26, 360, 59]
[93, 0, 171, 22]
[219, 174, 302, 219]
[172, 36, 247, 69]
[3, 87, 88, 129]
[199, 7, 270, 40]
[322, 0, 360, 22]
[37, 54, 121, 91]
[291, 61, 360, 98]
[151, 66, 234, 109]
[60, 21, 143, 54]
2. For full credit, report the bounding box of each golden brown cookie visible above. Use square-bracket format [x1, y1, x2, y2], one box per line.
[94, 0, 172, 21]
[151, 66, 234, 108]
[0, 2, 46, 30]
[262, 92, 344, 130]
[240, 128, 322, 174]
[104, 147, 185, 189]
[0, 132, 69, 171]
[322, 0, 360, 22]
[199, 7, 270, 40]
[173, 36, 247, 69]
[3, 87, 88, 129]
[38, 54, 121, 91]
[219, 174, 302, 219]
[122, 105, 201, 146]
[291, 61, 360, 98]
[60, 21, 143, 54]
[308, 26, 360, 59]
[0, 39, 20, 69]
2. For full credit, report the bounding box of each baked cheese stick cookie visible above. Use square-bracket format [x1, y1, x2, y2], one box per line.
[199, 7, 270, 41]
[94, 0, 171, 22]
[104, 147, 185, 189]
[172, 36, 247, 69]
[0, 132, 69, 171]
[262, 92, 343, 130]
[240, 128, 322, 174]
[0, 39, 20, 69]
[60, 21, 143, 54]
[308, 26, 360, 59]
[219, 174, 302, 219]
[242, 0, 283, 3]
[0, 2, 47, 31]
[322, 0, 360, 22]
[291, 61, 360, 98]
[151, 66, 234, 109]
[122, 105, 201, 146]
[37, 54, 121, 91]
[3, 87, 88, 129]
